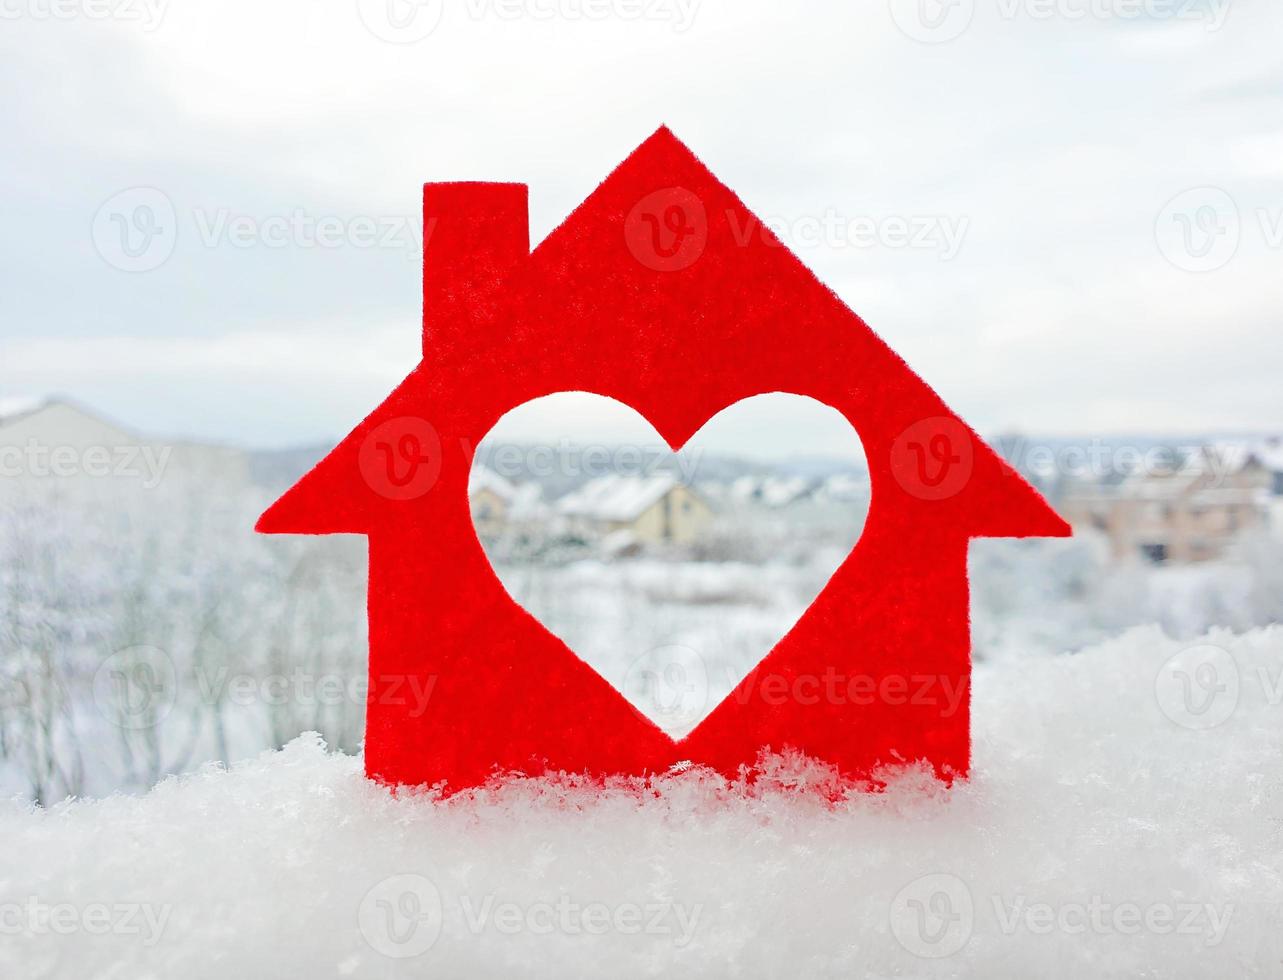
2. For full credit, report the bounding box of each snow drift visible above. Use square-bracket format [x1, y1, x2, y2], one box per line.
[3, 626, 1281, 978]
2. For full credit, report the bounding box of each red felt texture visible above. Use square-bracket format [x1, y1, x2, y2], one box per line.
[257, 127, 1071, 793]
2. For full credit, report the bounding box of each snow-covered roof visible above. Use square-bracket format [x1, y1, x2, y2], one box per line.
[507, 482, 546, 521]
[729, 474, 814, 508]
[821, 473, 868, 502]
[0, 395, 49, 424]
[1205, 442, 1253, 475]
[1196, 440, 1283, 476]
[1249, 439, 1283, 473]
[468, 466, 518, 502]
[1109, 441, 1283, 503]
[558, 473, 680, 522]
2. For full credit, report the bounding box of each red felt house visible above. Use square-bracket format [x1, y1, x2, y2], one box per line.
[258, 127, 1069, 792]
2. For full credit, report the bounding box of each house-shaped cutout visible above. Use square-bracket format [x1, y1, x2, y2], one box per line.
[259, 127, 1069, 792]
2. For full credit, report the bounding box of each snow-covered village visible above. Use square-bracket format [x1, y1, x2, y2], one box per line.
[4, 392, 1283, 783]
[5, 4, 1283, 976]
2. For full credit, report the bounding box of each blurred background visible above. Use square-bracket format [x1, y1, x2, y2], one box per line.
[2, 1, 1280, 802]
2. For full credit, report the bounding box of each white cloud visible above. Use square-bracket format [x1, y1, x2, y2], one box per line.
[1, 0, 1280, 445]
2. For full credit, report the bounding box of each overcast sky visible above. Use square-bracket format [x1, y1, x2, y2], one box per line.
[1, 0, 1279, 453]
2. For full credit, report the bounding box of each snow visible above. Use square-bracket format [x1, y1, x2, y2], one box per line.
[730, 474, 816, 508]
[4, 627, 1281, 978]
[0, 395, 46, 422]
[468, 465, 518, 502]
[493, 554, 850, 736]
[558, 472, 679, 521]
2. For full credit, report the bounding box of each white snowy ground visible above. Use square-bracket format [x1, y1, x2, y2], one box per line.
[3, 627, 1281, 979]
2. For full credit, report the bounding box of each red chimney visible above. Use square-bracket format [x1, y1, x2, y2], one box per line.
[421, 182, 529, 352]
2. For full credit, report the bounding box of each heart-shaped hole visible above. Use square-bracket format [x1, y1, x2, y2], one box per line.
[470, 393, 869, 737]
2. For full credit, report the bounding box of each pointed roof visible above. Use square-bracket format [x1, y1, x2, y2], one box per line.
[467, 465, 517, 502]
[259, 127, 1068, 542]
[558, 473, 680, 523]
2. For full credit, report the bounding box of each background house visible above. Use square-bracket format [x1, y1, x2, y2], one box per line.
[468, 466, 548, 544]
[468, 466, 518, 538]
[0, 397, 250, 489]
[1059, 444, 1282, 564]
[557, 473, 713, 548]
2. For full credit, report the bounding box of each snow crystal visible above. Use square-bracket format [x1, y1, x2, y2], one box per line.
[2, 627, 1281, 978]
